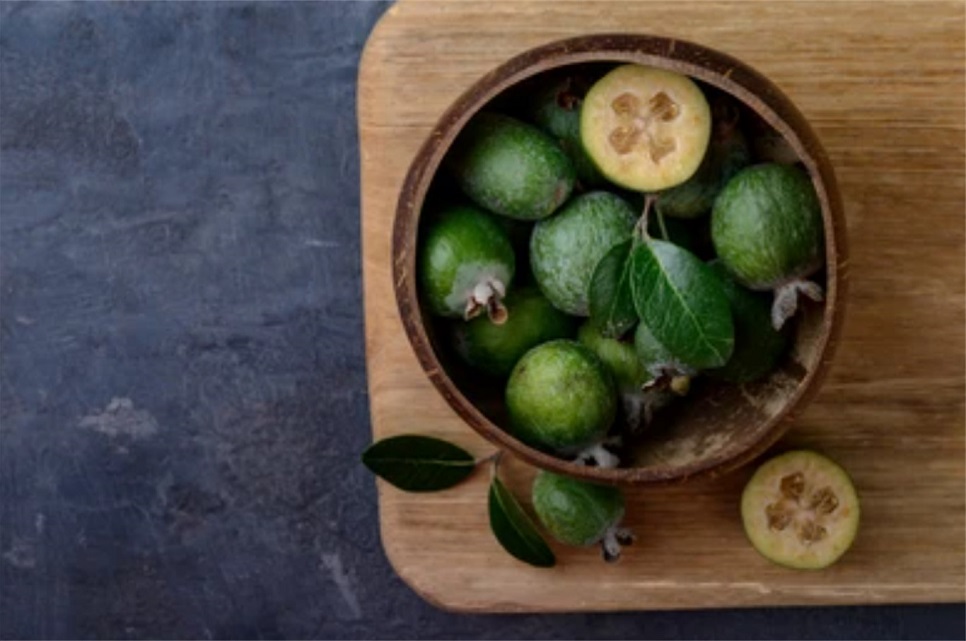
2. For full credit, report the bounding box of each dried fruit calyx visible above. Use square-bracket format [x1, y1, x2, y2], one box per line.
[741, 450, 860, 570]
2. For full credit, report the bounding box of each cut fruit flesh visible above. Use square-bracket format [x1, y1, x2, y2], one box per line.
[741, 450, 860, 570]
[581, 65, 712, 192]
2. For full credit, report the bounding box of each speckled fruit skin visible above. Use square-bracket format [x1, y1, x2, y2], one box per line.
[418, 205, 515, 318]
[577, 322, 649, 391]
[505, 340, 616, 453]
[445, 112, 575, 221]
[530, 191, 637, 316]
[711, 164, 824, 289]
[532, 470, 625, 546]
[707, 262, 790, 383]
[452, 287, 576, 378]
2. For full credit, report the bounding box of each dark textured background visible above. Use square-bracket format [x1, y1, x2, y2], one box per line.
[0, 2, 962, 639]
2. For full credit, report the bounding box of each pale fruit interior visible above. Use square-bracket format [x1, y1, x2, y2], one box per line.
[581, 65, 712, 192]
[741, 451, 859, 569]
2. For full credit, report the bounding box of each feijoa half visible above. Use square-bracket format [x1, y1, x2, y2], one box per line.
[581, 64, 712, 192]
[419, 205, 515, 323]
[531, 470, 633, 562]
[741, 450, 860, 570]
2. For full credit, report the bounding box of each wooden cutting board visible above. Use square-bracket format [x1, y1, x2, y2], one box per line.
[358, 0, 965, 612]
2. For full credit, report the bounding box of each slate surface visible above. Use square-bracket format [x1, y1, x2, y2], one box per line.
[0, 2, 962, 639]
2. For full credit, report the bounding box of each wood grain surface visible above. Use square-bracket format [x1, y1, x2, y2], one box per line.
[359, 0, 965, 612]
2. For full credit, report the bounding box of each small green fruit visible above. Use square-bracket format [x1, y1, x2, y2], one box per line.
[452, 287, 576, 378]
[578, 322, 663, 431]
[707, 261, 790, 383]
[711, 163, 825, 329]
[446, 112, 575, 221]
[531, 191, 637, 316]
[741, 450, 860, 570]
[505, 340, 616, 455]
[577, 322, 648, 392]
[532, 470, 632, 562]
[419, 205, 515, 322]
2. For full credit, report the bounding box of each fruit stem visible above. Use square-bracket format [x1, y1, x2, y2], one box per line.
[634, 194, 656, 241]
[655, 210, 670, 242]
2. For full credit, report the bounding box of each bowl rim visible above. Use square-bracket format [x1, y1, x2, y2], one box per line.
[391, 33, 848, 486]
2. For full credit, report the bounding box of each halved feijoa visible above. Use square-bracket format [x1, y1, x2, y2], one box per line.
[446, 112, 575, 221]
[741, 450, 860, 570]
[581, 65, 712, 192]
[452, 286, 576, 378]
[419, 205, 515, 323]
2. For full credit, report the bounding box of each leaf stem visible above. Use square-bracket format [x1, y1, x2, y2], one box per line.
[487, 450, 504, 482]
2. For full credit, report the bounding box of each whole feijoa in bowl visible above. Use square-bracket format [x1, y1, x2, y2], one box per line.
[392, 34, 847, 486]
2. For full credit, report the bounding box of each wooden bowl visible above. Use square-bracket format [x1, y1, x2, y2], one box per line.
[392, 34, 847, 486]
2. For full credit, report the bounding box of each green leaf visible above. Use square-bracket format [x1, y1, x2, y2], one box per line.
[630, 239, 735, 370]
[362, 435, 475, 492]
[488, 477, 556, 568]
[588, 239, 636, 339]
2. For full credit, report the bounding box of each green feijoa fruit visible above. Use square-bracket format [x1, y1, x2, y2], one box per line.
[707, 262, 790, 383]
[741, 450, 860, 570]
[445, 112, 575, 221]
[578, 321, 647, 392]
[531, 191, 637, 316]
[655, 91, 752, 219]
[711, 163, 825, 330]
[505, 340, 616, 455]
[525, 73, 606, 187]
[630, 239, 734, 371]
[419, 205, 515, 322]
[531, 470, 633, 562]
[581, 64, 712, 192]
[579, 321, 664, 431]
[452, 287, 576, 378]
